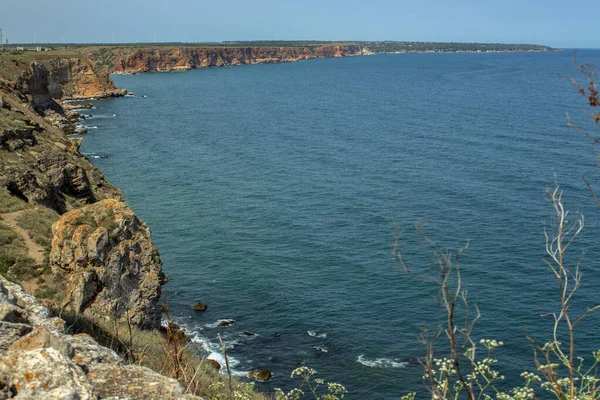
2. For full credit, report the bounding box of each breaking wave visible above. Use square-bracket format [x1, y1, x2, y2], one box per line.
[356, 355, 407, 368]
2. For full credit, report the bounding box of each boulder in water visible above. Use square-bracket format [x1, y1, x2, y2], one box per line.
[248, 369, 272, 381]
[191, 302, 207, 312]
[217, 319, 235, 328]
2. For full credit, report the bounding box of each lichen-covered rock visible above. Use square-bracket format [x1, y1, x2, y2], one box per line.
[86, 364, 197, 400]
[50, 199, 165, 329]
[0, 275, 50, 326]
[0, 347, 97, 399]
[0, 322, 32, 357]
[9, 327, 74, 359]
[66, 334, 123, 368]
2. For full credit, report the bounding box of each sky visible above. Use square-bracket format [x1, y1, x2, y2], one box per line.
[1, 0, 598, 48]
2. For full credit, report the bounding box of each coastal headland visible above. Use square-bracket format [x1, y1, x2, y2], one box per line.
[0, 40, 557, 398]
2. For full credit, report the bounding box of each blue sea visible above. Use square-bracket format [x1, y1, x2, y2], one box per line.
[78, 50, 600, 399]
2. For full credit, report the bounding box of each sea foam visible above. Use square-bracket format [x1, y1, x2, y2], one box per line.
[357, 355, 407, 368]
[307, 330, 327, 339]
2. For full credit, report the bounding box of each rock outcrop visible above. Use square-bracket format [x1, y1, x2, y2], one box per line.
[96, 45, 373, 73]
[0, 274, 201, 399]
[50, 199, 165, 330]
[14, 58, 126, 113]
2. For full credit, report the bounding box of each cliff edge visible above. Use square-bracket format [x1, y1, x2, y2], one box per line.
[0, 50, 168, 356]
[0, 51, 239, 399]
[91, 44, 372, 73]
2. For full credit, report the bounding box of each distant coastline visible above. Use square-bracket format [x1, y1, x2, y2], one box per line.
[72, 41, 557, 75]
[2, 40, 557, 76]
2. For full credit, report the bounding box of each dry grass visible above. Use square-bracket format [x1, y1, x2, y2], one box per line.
[0, 189, 30, 213]
[16, 206, 59, 248]
[56, 311, 267, 399]
[0, 220, 39, 282]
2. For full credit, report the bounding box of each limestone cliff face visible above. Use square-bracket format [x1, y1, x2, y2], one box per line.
[43, 58, 126, 100]
[50, 199, 165, 330]
[0, 275, 201, 399]
[14, 58, 126, 112]
[110, 45, 372, 73]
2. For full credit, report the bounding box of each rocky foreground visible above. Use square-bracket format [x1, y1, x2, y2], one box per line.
[0, 274, 202, 399]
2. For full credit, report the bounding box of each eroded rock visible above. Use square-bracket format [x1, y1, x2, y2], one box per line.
[9, 327, 74, 359]
[0, 347, 97, 400]
[50, 199, 165, 329]
[0, 274, 203, 399]
[66, 334, 123, 368]
[248, 369, 272, 382]
[0, 303, 28, 324]
[217, 319, 235, 328]
[87, 364, 194, 400]
[0, 322, 32, 357]
[201, 358, 221, 371]
[0, 275, 50, 326]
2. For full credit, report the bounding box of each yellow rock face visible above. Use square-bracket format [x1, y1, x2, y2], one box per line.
[50, 199, 165, 329]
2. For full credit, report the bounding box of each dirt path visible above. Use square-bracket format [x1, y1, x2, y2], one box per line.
[0, 209, 45, 265]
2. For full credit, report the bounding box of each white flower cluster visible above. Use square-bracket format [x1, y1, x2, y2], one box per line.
[541, 341, 561, 352]
[480, 338, 504, 350]
[276, 366, 346, 400]
[327, 382, 347, 395]
[433, 357, 457, 375]
[510, 386, 536, 400]
[537, 363, 559, 373]
[291, 366, 317, 378]
[520, 371, 541, 384]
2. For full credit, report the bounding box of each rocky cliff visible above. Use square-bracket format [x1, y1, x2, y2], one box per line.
[14, 57, 126, 112]
[0, 274, 201, 399]
[0, 84, 122, 215]
[0, 52, 194, 397]
[1, 54, 165, 328]
[50, 199, 165, 330]
[94, 44, 372, 73]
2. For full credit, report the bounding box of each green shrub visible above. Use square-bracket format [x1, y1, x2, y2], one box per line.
[35, 286, 58, 299]
[8, 256, 39, 281]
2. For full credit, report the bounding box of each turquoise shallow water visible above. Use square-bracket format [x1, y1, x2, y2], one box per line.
[79, 50, 600, 399]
